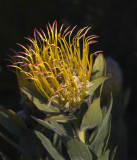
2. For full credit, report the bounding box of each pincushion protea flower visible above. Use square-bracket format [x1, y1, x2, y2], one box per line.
[8, 21, 101, 112]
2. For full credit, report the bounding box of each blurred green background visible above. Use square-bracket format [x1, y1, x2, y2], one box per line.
[0, 0, 137, 159]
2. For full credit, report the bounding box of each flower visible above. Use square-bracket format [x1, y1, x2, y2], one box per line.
[8, 21, 101, 111]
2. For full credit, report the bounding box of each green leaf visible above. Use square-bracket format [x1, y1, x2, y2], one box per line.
[97, 150, 110, 160]
[87, 76, 110, 96]
[53, 133, 62, 153]
[45, 157, 50, 160]
[35, 131, 65, 160]
[67, 139, 93, 160]
[0, 109, 27, 136]
[110, 147, 117, 160]
[45, 114, 76, 122]
[91, 54, 107, 99]
[89, 94, 113, 157]
[80, 98, 102, 130]
[74, 102, 89, 129]
[33, 117, 74, 138]
[92, 54, 106, 80]
[101, 106, 108, 118]
[20, 87, 60, 114]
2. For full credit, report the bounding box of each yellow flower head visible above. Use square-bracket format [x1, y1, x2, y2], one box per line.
[8, 21, 101, 111]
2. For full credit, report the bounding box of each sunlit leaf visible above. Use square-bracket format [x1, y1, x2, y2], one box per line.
[45, 114, 76, 122]
[67, 139, 93, 160]
[89, 94, 113, 157]
[92, 54, 106, 80]
[87, 76, 110, 96]
[21, 87, 60, 114]
[80, 98, 102, 130]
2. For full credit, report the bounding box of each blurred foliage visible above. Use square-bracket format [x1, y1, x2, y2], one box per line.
[0, 0, 137, 159]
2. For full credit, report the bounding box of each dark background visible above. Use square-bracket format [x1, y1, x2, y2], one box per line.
[0, 0, 137, 159]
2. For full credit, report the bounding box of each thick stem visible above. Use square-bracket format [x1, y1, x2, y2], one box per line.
[77, 130, 85, 143]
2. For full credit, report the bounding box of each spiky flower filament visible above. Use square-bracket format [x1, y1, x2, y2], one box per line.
[8, 21, 101, 111]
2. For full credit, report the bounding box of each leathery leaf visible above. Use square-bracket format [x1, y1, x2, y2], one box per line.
[33, 116, 74, 138]
[89, 94, 113, 157]
[35, 131, 65, 160]
[20, 87, 60, 114]
[87, 76, 110, 96]
[80, 98, 102, 130]
[67, 139, 93, 160]
[92, 54, 106, 80]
